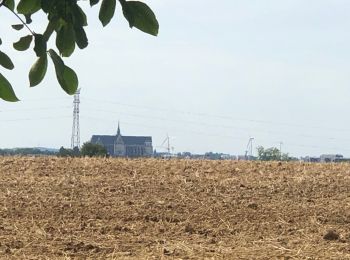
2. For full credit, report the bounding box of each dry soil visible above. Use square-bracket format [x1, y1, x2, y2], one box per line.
[1, 157, 350, 259]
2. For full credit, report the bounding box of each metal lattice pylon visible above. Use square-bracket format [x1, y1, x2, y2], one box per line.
[245, 137, 254, 160]
[71, 88, 81, 149]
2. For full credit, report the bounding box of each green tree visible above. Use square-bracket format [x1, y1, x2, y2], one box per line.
[257, 146, 290, 161]
[58, 146, 74, 157]
[205, 152, 224, 160]
[72, 146, 80, 156]
[0, 0, 159, 102]
[80, 142, 107, 157]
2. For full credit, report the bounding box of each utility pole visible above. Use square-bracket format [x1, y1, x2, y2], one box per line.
[167, 134, 170, 154]
[245, 137, 254, 160]
[71, 88, 81, 149]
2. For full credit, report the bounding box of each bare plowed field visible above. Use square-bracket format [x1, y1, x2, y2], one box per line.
[1, 157, 350, 259]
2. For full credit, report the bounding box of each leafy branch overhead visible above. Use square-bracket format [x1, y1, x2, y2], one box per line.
[0, 0, 159, 102]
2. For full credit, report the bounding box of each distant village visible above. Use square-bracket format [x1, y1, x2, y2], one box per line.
[1, 122, 350, 163]
[160, 152, 350, 163]
[1, 147, 349, 163]
[84, 124, 350, 163]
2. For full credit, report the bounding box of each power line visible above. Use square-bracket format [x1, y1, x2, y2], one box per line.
[80, 115, 350, 153]
[81, 97, 350, 133]
[1, 101, 350, 151]
[0, 116, 71, 122]
[80, 115, 245, 140]
[0, 106, 71, 113]
[19, 97, 71, 102]
[81, 107, 350, 143]
[1, 98, 348, 142]
[82, 107, 248, 133]
[1, 97, 349, 154]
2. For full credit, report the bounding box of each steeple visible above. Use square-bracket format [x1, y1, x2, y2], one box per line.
[117, 121, 121, 136]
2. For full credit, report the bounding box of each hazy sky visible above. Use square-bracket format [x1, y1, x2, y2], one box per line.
[1, 0, 350, 157]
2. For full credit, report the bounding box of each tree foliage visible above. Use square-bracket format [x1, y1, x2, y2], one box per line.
[257, 146, 290, 161]
[58, 146, 80, 157]
[80, 142, 107, 157]
[205, 152, 227, 160]
[0, 0, 159, 102]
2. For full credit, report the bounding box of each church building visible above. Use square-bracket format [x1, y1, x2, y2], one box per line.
[90, 123, 153, 157]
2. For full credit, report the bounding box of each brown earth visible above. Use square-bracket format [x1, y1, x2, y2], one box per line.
[1, 157, 350, 259]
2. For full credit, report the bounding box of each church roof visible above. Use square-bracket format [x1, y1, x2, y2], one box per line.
[91, 135, 115, 145]
[91, 122, 152, 148]
[91, 135, 151, 146]
[122, 136, 152, 145]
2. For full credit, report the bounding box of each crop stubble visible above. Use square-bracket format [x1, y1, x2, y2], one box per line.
[0, 157, 350, 259]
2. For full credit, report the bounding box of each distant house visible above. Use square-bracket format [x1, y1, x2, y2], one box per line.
[90, 123, 153, 157]
[301, 156, 320, 163]
[320, 154, 343, 163]
[237, 155, 256, 161]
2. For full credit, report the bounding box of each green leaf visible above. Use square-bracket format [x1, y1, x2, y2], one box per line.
[29, 55, 47, 87]
[17, 0, 41, 15]
[0, 38, 2, 45]
[99, 0, 116, 27]
[34, 34, 47, 57]
[90, 0, 99, 6]
[74, 27, 88, 49]
[43, 19, 56, 41]
[72, 5, 88, 27]
[25, 14, 33, 24]
[4, 0, 15, 11]
[121, 1, 159, 36]
[0, 73, 19, 102]
[48, 49, 64, 76]
[57, 65, 79, 95]
[41, 0, 55, 13]
[56, 23, 76, 57]
[13, 35, 33, 51]
[11, 24, 24, 31]
[48, 49, 78, 94]
[0, 51, 14, 70]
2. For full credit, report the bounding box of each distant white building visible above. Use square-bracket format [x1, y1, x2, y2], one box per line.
[320, 154, 343, 163]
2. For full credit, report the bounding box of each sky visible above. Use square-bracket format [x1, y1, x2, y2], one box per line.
[1, 0, 350, 157]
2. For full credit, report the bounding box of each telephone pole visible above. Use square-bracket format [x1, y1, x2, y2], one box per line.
[71, 88, 81, 149]
[167, 134, 170, 154]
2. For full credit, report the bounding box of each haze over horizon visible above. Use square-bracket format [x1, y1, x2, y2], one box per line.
[1, 0, 350, 157]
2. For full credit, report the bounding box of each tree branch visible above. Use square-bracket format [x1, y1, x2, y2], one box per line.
[4, 6, 35, 36]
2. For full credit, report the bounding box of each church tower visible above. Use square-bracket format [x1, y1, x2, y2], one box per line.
[117, 121, 121, 136]
[114, 121, 126, 156]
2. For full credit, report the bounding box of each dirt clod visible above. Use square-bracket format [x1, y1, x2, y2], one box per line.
[185, 224, 195, 234]
[248, 203, 258, 210]
[163, 248, 172, 255]
[323, 230, 340, 241]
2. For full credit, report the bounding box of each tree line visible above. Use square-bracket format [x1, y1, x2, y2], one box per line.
[0, 142, 107, 157]
[0, 144, 297, 161]
[58, 142, 107, 157]
[0, 147, 56, 156]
